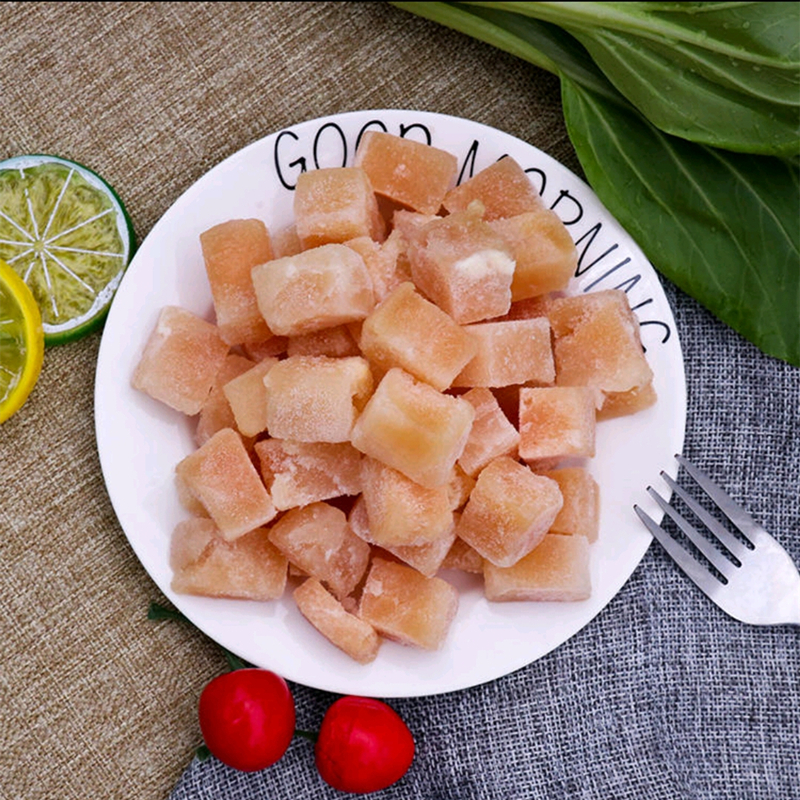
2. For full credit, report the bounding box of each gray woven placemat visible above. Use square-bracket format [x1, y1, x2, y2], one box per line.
[169, 280, 800, 799]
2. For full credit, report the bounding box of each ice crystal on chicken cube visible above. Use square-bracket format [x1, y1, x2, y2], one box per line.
[268, 502, 370, 599]
[518, 386, 596, 464]
[354, 131, 458, 215]
[255, 439, 362, 511]
[443, 156, 543, 221]
[200, 219, 274, 345]
[548, 290, 653, 397]
[294, 167, 385, 249]
[200, 219, 273, 345]
[287, 325, 361, 358]
[360, 282, 476, 391]
[360, 457, 454, 547]
[251, 244, 374, 337]
[171, 523, 288, 601]
[359, 558, 459, 650]
[293, 578, 381, 664]
[457, 388, 520, 477]
[483, 534, 591, 602]
[222, 357, 278, 438]
[263, 355, 373, 443]
[407, 206, 514, 324]
[440, 536, 484, 574]
[490, 209, 577, 301]
[597, 381, 658, 421]
[349, 497, 454, 578]
[195, 353, 255, 446]
[453, 318, 555, 388]
[456, 456, 563, 567]
[540, 467, 600, 543]
[175, 428, 276, 540]
[351, 368, 475, 489]
[132, 306, 229, 415]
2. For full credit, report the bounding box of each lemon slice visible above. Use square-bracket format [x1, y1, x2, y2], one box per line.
[0, 258, 44, 423]
[0, 155, 135, 346]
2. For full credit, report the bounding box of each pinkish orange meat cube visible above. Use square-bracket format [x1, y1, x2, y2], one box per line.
[251, 244, 375, 336]
[169, 518, 217, 571]
[344, 235, 406, 304]
[443, 156, 543, 221]
[199, 219, 274, 345]
[360, 282, 476, 391]
[294, 167, 385, 249]
[440, 537, 484, 574]
[222, 357, 278, 438]
[351, 368, 475, 489]
[548, 290, 653, 395]
[540, 467, 600, 542]
[263, 355, 373, 442]
[597, 381, 657, 420]
[293, 578, 381, 664]
[287, 325, 361, 358]
[457, 388, 520, 477]
[171, 525, 288, 601]
[456, 456, 563, 567]
[490, 209, 577, 301]
[359, 558, 459, 650]
[195, 353, 255, 446]
[354, 131, 457, 215]
[518, 386, 596, 464]
[132, 306, 229, 415]
[483, 534, 591, 602]
[360, 457, 454, 547]
[268, 502, 370, 599]
[175, 428, 276, 540]
[407, 207, 514, 324]
[453, 318, 555, 388]
[255, 439, 362, 510]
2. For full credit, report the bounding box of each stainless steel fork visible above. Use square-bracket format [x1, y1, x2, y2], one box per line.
[634, 455, 800, 626]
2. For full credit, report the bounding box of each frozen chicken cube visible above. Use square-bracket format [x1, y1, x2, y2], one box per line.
[548, 290, 653, 394]
[293, 578, 381, 664]
[294, 167, 384, 249]
[457, 388, 520, 477]
[263, 355, 373, 443]
[132, 306, 229, 415]
[540, 467, 600, 542]
[251, 244, 374, 336]
[359, 558, 459, 650]
[175, 428, 276, 540]
[195, 353, 255, 446]
[360, 282, 476, 391]
[255, 439, 362, 510]
[351, 368, 475, 489]
[443, 156, 543, 221]
[490, 209, 577, 301]
[200, 219, 273, 345]
[360, 457, 455, 547]
[268, 502, 370, 599]
[456, 456, 563, 567]
[354, 131, 457, 215]
[453, 318, 555, 388]
[483, 534, 591, 601]
[222, 357, 278, 438]
[407, 206, 514, 323]
[519, 386, 596, 463]
[171, 525, 288, 601]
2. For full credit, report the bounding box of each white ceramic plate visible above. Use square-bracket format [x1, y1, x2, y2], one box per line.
[95, 110, 686, 698]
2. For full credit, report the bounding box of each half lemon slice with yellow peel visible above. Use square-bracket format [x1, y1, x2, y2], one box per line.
[0, 258, 44, 423]
[0, 155, 135, 346]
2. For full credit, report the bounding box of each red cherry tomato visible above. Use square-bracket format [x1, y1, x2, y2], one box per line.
[315, 696, 415, 793]
[198, 669, 295, 772]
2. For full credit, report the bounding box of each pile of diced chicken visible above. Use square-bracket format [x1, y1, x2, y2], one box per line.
[132, 131, 656, 664]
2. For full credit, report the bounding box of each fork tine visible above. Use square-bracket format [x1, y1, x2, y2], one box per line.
[659, 471, 750, 562]
[646, 487, 736, 578]
[634, 505, 725, 599]
[675, 455, 765, 545]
